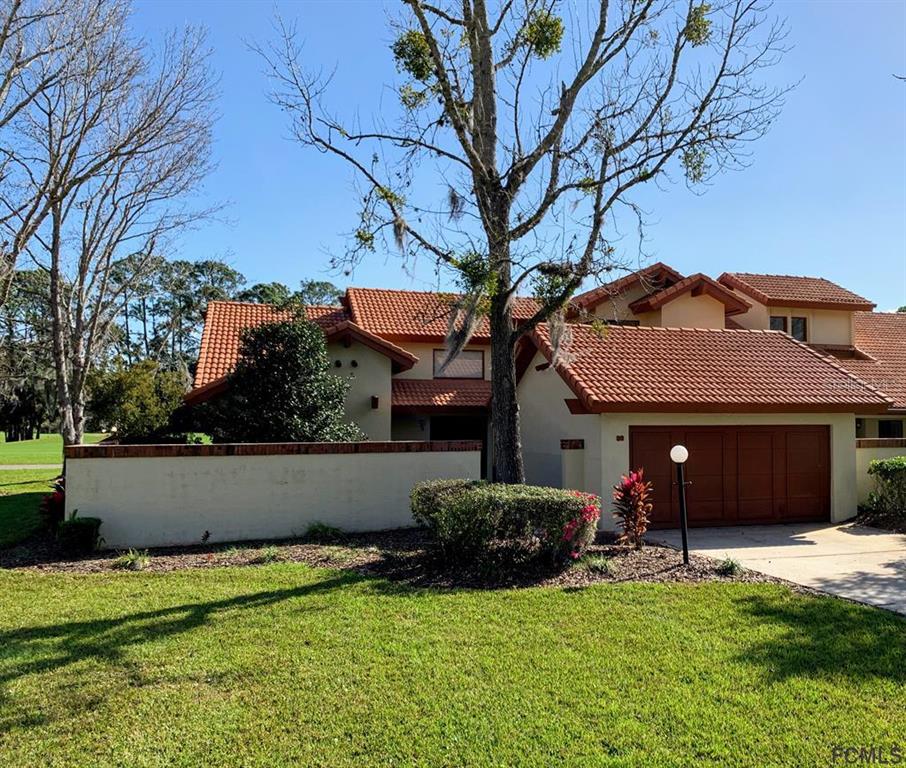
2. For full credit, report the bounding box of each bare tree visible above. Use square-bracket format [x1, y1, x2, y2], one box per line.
[8, 4, 217, 444]
[257, 0, 789, 482]
[0, 0, 111, 304]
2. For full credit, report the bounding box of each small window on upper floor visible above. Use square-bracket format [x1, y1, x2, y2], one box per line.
[879, 420, 904, 439]
[769, 316, 787, 333]
[790, 316, 808, 342]
[433, 349, 484, 379]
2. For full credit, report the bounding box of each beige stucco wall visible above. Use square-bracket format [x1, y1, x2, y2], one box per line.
[659, 293, 726, 329]
[727, 293, 854, 346]
[393, 342, 490, 380]
[590, 283, 650, 322]
[856, 445, 906, 504]
[517, 352, 603, 495]
[561, 448, 585, 491]
[327, 341, 392, 440]
[598, 412, 858, 528]
[589, 286, 725, 329]
[66, 447, 482, 549]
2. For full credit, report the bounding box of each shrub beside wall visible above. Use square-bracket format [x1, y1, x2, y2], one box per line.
[864, 456, 906, 525]
[411, 479, 601, 565]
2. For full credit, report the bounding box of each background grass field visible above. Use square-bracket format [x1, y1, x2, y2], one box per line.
[0, 433, 106, 466]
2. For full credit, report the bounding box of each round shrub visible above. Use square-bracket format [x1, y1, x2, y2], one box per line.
[411, 480, 601, 566]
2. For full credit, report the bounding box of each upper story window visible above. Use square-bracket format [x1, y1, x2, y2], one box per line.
[879, 420, 904, 439]
[769, 316, 787, 333]
[790, 316, 808, 342]
[433, 349, 484, 379]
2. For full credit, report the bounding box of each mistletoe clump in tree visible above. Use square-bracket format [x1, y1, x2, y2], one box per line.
[257, 0, 788, 482]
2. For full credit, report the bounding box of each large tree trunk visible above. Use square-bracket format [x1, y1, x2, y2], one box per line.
[48, 204, 78, 446]
[489, 290, 525, 484]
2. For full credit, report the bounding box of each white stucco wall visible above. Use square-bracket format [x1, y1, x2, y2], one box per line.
[856, 444, 906, 504]
[66, 445, 481, 549]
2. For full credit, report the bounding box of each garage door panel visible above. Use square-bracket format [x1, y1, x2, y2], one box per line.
[630, 429, 675, 525]
[630, 425, 830, 528]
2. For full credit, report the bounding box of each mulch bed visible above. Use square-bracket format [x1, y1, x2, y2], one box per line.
[855, 511, 906, 534]
[0, 528, 799, 591]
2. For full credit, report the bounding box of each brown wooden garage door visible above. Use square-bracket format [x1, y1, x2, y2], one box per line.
[629, 425, 830, 528]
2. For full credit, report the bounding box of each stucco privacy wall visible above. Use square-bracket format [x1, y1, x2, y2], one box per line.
[65, 442, 481, 549]
[856, 440, 906, 504]
[597, 412, 858, 528]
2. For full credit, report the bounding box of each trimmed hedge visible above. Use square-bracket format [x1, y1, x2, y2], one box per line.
[866, 455, 906, 521]
[411, 479, 601, 565]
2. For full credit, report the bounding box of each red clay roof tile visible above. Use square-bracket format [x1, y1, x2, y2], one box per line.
[718, 273, 875, 311]
[530, 322, 892, 412]
[193, 301, 347, 389]
[841, 312, 906, 409]
[391, 378, 491, 410]
[191, 301, 417, 392]
[344, 287, 538, 342]
[572, 262, 685, 310]
[628, 273, 751, 316]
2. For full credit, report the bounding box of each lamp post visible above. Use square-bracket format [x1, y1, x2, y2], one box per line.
[670, 444, 690, 565]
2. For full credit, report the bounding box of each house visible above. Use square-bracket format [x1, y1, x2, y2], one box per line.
[186, 289, 538, 475]
[187, 265, 904, 528]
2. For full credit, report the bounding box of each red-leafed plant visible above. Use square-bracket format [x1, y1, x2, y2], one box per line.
[39, 476, 66, 530]
[612, 468, 654, 549]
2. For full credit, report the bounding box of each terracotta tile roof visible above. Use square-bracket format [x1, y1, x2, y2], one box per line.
[193, 301, 347, 389]
[192, 300, 419, 395]
[718, 273, 875, 311]
[391, 378, 491, 410]
[629, 273, 751, 316]
[530, 323, 892, 413]
[572, 262, 685, 310]
[839, 312, 906, 409]
[344, 287, 538, 342]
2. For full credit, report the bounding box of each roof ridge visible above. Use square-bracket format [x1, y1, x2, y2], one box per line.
[574, 322, 783, 334]
[205, 299, 339, 310]
[726, 271, 840, 281]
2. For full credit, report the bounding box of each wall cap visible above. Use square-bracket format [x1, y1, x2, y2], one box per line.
[856, 438, 906, 449]
[65, 440, 483, 460]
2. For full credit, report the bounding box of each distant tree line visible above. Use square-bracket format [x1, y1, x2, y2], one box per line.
[0, 257, 340, 442]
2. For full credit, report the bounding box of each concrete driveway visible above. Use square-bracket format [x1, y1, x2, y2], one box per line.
[652, 523, 906, 615]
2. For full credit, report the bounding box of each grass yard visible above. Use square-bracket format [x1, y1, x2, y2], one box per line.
[0, 469, 58, 548]
[0, 432, 106, 466]
[0, 565, 903, 767]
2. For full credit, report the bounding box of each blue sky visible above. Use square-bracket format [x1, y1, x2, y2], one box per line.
[133, 0, 906, 310]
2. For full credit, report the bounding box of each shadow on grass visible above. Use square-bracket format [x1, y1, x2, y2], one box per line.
[0, 571, 375, 734]
[735, 591, 906, 683]
[0, 491, 45, 549]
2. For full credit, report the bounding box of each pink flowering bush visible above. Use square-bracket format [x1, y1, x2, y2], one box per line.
[411, 480, 601, 566]
[612, 468, 654, 549]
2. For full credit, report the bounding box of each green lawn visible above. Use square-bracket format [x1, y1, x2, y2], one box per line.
[0, 469, 58, 548]
[0, 432, 106, 466]
[0, 566, 903, 767]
